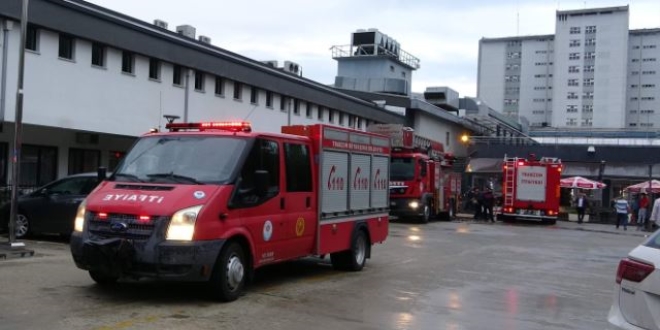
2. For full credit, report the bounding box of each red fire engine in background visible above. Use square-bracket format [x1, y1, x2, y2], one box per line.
[70, 122, 390, 302]
[498, 155, 562, 224]
[368, 124, 460, 223]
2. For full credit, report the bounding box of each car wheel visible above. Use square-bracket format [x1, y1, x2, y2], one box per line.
[331, 229, 369, 271]
[209, 242, 247, 302]
[15, 213, 30, 238]
[89, 270, 119, 285]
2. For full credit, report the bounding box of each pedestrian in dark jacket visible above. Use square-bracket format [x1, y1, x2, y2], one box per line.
[472, 188, 482, 220]
[482, 188, 495, 223]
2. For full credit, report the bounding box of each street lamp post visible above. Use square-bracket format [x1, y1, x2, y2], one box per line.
[7, 0, 29, 248]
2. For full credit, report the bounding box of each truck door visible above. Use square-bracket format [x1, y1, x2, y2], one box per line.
[231, 138, 284, 266]
[282, 142, 315, 258]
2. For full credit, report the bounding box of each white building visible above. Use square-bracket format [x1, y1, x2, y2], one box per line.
[478, 6, 660, 129]
[0, 0, 410, 188]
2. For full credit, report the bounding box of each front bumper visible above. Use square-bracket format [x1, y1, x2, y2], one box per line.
[70, 232, 225, 282]
[389, 198, 424, 218]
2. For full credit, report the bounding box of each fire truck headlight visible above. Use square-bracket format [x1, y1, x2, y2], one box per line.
[409, 201, 420, 209]
[166, 205, 203, 241]
[74, 199, 87, 232]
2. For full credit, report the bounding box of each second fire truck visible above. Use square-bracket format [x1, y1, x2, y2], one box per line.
[368, 124, 460, 223]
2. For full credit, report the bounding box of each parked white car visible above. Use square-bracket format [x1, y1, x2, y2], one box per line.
[608, 230, 660, 329]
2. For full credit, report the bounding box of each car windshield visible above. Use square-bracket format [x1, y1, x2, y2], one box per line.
[644, 230, 660, 250]
[390, 157, 415, 181]
[113, 135, 247, 184]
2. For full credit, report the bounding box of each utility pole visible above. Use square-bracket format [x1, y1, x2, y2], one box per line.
[7, 0, 29, 248]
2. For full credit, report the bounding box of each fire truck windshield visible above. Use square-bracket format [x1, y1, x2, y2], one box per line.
[390, 157, 415, 181]
[113, 136, 247, 184]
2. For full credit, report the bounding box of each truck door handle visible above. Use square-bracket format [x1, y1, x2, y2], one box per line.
[306, 196, 311, 208]
[280, 197, 285, 210]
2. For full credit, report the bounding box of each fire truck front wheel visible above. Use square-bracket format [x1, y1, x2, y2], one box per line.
[209, 241, 247, 302]
[331, 229, 369, 271]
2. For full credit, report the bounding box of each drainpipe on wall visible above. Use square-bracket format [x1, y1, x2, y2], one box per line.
[0, 19, 12, 126]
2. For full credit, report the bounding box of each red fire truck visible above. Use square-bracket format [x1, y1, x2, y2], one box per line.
[499, 155, 562, 224]
[367, 124, 460, 223]
[70, 122, 390, 301]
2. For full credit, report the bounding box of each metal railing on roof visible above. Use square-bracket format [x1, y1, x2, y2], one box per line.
[534, 137, 660, 146]
[331, 44, 420, 69]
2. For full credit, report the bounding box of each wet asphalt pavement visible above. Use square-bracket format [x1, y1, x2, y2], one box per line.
[0, 220, 646, 330]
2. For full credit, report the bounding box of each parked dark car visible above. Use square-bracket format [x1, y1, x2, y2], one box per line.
[1, 173, 102, 238]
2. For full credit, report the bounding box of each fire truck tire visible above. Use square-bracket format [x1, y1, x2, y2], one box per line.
[89, 270, 119, 285]
[421, 204, 431, 223]
[331, 229, 368, 271]
[209, 242, 246, 302]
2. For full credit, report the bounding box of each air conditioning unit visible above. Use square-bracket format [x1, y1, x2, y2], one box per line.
[198, 35, 211, 44]
[283, 61, 300, 75]
[153, 19, 168, 29]
[176, 25, 196, 39]
[261, 60, 278, 68]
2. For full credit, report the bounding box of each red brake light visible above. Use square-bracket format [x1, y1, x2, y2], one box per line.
[517, 161, 525, 166]
[98, 212, 108, 220]
[616, 258, 655, 284]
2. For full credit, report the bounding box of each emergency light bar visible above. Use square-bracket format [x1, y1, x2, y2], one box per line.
[165, 121, 252, 133]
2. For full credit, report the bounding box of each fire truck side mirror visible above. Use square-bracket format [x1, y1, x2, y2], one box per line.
[419, 160, 427, 178]
[254, 170, 270, 197]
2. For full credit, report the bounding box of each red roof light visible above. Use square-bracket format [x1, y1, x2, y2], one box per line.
[166, 121, 252, 132]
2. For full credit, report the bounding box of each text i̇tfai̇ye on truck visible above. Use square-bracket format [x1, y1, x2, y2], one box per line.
[70, 121, 390, 301]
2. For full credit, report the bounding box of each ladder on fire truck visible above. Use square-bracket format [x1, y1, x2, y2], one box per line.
[503, 157, 517, 206]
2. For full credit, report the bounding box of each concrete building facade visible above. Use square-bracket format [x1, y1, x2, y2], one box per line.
[478, 6, 660, 129]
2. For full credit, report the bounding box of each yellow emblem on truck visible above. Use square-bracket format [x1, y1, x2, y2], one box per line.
[295, 217, 305, 237]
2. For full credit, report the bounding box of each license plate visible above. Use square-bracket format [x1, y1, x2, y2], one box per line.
[517, 209, 540, 216]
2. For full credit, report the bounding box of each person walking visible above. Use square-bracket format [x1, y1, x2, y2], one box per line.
[648, 194, 660, 231]
[575, 191, 589, 224]
[482, 188, 495, 223]
[472, 188, 482, 220]
[637, 192, 650, 231]
[613, 195, 631, 231]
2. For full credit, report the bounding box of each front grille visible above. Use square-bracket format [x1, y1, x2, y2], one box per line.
[87, 213, 169, 240]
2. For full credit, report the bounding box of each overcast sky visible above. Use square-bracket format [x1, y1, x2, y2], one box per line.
[86, 0, 660, 98]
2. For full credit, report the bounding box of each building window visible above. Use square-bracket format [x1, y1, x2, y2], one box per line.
[293, 99, 300, 115]
[631, 84, 639, 88]
[643, 71, 657, 75]
[121, 51, 134, 74]
[584, 65, 594, 72]
[357, 117, 363, 130]
[506, 52, 521, 59]
[318, 106, 324, 121]
[280, 96, 288, 112]
[173, 65, 183, 86]
[569, 53, 580, 60]
[215, 76, 224, 95]
[506, 64, 520, 70]
[643, 58, 657, 62]
[567, 92, 578, 100]
[21, 145, 57, 187]
[642, 84, 656, 88]
[568, 66, 580, 73]
[566, 105, 578, 113]
[58, 34, 75, 60]
[583, 78, 594, 86]
[568, 79, 579, 86]
[149, 58, 160, 80]
[535, 62, 548, 66]
[585, 38, 596, 46]
[91, 43, 105, 67]
[233, 82, 242, 100]
[633, 45, 640, 49]
[194, 71, 204, 91]
[569, 27, 581, 34]
[305, 103, 312, 118]
[642, 97, 655, 101]
[583, 92, 594, 99]
[641, 109, 655, 114]
[505, 75, 520, 82]
[26, 25, 38, 51]
[630, 110, 637, 114]
[632, 59, 640, 63]
[338, 112, 344, 126]
[265, 91, 273, 108]
[631, 97, 639, 101]
[585, 52, 596, 59]
[585, 26, 597, 34]
[643, 45, 657, 49]
[68, 148, 100, 175]
[250, 86, 258, 104]
[569, 39, 581, 47]
[328, 109, 334, 123]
